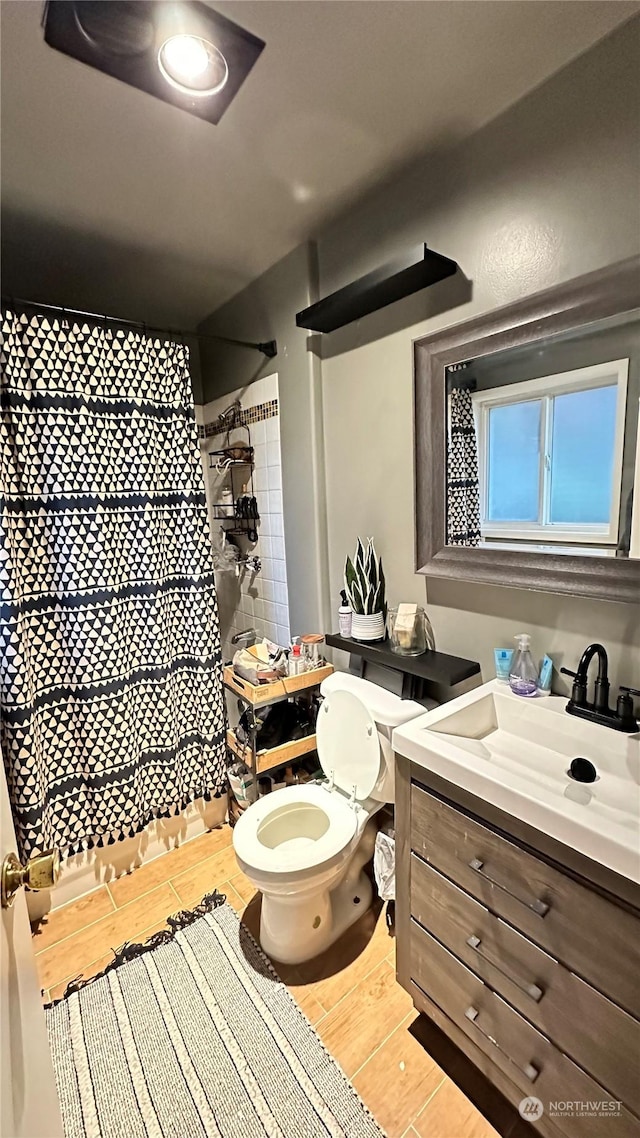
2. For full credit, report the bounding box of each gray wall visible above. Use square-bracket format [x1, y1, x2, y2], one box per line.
[200, 19, 640, 690]
[198, 244, 330, 637]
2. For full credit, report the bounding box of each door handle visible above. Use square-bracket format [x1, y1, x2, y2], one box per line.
[466, 935, 544, 1003]
[468, 858, 550, 917]
[465, 1006, 539, 1083]
[1, 849, 60, 909]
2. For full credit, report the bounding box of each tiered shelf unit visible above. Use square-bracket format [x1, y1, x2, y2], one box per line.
[223, 662, 333, 802]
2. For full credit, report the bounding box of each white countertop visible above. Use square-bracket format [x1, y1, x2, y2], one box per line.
[392, 679, 640, 884]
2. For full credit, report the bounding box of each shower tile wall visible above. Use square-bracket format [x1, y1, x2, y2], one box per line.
[196, 373, 290, 661]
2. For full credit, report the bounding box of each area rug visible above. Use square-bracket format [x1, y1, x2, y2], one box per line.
[45, 893, 384, 1138]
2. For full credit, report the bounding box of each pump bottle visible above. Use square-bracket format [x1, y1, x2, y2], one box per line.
[338, 589, 352, 637]
[509, 633, 538, 697]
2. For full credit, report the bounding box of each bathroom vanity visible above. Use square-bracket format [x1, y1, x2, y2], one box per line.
[393, 683, 640, 1138]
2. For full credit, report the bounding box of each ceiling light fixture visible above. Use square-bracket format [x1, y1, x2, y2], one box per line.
[158, 34, 228, 97]
[43, 2, 265, 126]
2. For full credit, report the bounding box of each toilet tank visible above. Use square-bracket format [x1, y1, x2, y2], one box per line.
[319, 672, 425, 803]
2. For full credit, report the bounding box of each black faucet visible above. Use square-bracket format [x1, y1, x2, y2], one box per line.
[561, 643, 639, 733]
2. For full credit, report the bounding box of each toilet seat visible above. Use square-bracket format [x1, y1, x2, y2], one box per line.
[233, 782, 359, 877]
[316, 689, 382, 799]
[234, 684, 383, 881]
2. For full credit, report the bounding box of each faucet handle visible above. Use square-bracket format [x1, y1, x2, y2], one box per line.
[560, 667, 587, 706]
[617, 687, 640, 731]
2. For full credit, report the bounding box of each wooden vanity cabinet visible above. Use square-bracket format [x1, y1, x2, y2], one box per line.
[395, 755, 640, 1138]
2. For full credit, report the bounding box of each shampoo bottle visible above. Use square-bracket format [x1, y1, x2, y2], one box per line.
[509, 633, 538, 697]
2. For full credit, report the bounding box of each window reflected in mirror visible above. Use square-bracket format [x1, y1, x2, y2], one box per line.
[445, 308, 640, 559]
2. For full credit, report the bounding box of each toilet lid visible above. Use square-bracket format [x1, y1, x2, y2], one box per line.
[316, 690, 381, 800]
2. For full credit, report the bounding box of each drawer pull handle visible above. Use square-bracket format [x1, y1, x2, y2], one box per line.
[466, 935, 544, 1003]
[464, 1006, 540, 1084]
[468, 858, 550, 917]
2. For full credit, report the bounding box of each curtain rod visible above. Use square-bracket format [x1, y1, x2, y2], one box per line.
[1, 296, 278, 359]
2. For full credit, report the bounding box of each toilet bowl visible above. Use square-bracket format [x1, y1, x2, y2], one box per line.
[232, 672, 424, 964]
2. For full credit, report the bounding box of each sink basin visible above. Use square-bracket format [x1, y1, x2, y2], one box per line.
[392, 680, 640, 883]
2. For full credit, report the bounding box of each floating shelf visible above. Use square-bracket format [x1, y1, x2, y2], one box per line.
[296, 244, 458, 333]
[325, 634, 479, 688]
[226, 729, 318, 775]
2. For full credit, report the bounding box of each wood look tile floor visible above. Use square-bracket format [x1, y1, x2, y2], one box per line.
[33, 823, 523, 1138]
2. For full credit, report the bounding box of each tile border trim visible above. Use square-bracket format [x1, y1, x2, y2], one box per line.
[198, 399, 278, 439]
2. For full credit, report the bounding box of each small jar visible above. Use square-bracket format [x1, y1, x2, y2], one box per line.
[301, 634, 324, 670]
[386, 606, 435, 656]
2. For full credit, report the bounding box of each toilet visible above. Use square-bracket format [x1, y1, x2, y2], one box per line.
[232, 672, 425, 964]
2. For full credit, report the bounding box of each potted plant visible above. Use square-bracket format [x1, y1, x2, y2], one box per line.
[344, 537, 386, 642]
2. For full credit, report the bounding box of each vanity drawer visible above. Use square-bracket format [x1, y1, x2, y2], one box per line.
[411, 853, 640, 1116]
[411, 784, 640, 1016]
[410, 920, 640, 1138]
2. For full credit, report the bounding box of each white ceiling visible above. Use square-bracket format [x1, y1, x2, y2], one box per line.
[1, 0, 637, 327]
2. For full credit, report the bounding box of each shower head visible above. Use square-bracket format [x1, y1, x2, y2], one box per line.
[218, 399, 241, 425]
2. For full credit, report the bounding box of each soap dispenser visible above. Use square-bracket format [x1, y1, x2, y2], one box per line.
[509, 633, 538, 697]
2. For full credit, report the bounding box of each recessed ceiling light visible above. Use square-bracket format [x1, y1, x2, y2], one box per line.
[43, 1, 265, 125]
[158, 34, 228, 97]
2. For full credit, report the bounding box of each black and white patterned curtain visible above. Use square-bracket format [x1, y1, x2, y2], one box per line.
[446, 387, 481, 546]
[1, 309, 227, 860]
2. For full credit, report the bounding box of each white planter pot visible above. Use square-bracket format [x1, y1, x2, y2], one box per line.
[351, 612, 386, 642]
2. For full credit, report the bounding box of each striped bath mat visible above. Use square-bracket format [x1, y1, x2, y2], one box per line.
[45, 894, 384, 1138]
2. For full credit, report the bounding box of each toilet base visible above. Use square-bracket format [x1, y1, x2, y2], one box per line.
[259, 869, 373, 965]
[259, 818, 378, 965]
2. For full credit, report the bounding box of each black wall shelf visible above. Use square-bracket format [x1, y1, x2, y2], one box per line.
[325, 633, 480, 689]
[296, 244, 458, 333]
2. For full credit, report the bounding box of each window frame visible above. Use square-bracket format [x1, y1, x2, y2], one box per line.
[471, 359, 629, 546]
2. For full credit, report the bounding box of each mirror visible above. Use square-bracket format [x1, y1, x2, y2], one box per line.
[415, 257, 640, 603]
[446, 309, 639, 559]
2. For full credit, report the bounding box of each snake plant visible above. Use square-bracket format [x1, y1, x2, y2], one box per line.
[344, 537, 386, 616]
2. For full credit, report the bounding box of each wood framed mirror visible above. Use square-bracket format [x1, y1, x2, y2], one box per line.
[414, 257, 640, 604]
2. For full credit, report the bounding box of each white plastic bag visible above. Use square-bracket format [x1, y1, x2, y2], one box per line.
[374, 830, 396, 901]
[228, 762, 254, 806]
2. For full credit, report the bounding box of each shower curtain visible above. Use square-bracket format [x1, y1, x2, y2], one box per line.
[446, 387, 481, 546]
[1, 308, 227, 860]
